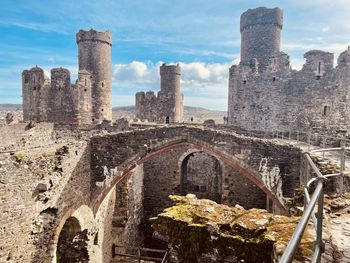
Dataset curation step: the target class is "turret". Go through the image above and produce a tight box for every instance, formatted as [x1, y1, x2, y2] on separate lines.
[49, 68, 77, 123]
[240, 7, 283, 71]
[22, 66, 48, 122]
[76, 29, 112, 124]
[76, 70, 93, 124]
[159, 63, 183, 123]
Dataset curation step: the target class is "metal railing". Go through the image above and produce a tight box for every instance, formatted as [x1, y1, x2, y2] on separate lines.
[279, 146, 347, 263]
[112, 244, 169, 262]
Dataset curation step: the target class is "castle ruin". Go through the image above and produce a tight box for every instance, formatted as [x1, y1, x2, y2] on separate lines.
[228, 7, 350, 133]
[135, 63, 184, 123]
[22, 29, 113, 125]
[2, 6, 350, 263]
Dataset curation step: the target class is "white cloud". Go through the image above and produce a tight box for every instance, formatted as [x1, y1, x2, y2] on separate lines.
[321, 26, 330, 32]
[113, 61, 230, 98]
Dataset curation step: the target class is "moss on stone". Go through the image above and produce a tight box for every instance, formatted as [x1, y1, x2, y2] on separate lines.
[151, 195, 313, 263]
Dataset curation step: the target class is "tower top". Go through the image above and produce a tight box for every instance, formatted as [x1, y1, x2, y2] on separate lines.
[240, 7, 283, 33]
[160, 63, 181, 76]
[76, 29, 112, 46]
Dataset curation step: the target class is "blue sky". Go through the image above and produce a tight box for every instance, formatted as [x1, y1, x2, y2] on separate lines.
[1, 0, 350, 110]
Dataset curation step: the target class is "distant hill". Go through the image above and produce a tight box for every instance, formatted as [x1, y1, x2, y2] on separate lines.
[113, 106, 226, 124]
[0, 104, 22, 110]
[0, 104, 226, 124]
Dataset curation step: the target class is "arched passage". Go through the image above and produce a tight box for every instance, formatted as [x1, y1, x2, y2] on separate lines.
[180, 151, 222, 203]
[92, 141, 288, 216]
[56, 217, 89, 263]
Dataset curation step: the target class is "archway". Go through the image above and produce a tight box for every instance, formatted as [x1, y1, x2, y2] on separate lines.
[56, 217, 89, 263]
[181, 151, 222, 203]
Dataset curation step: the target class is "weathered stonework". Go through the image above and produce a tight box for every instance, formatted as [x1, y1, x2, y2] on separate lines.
[135, 64, 184, 123]
[228, 7, 350, 134]
[22, 29, 112, 125]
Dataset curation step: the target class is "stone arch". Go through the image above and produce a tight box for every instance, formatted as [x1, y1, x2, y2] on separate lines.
[92, 140, 288, 216]
[50, 205, 94, 263]
[56, 217, 89, 263]
[179, 150, 222, 203]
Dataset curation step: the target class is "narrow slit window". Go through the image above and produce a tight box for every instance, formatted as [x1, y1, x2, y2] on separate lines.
[85, 78, 87, 86]
[323, 105, 330, 116]
[318, 62, 321, 74]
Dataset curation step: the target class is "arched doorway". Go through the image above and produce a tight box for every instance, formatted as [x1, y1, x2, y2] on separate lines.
[181, 151, 222, 203]
[56, 217, 89, 263]
[165, 116, 169, 124]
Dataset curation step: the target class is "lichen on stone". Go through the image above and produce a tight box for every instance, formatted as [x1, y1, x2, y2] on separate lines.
[151, 194, 313, 263]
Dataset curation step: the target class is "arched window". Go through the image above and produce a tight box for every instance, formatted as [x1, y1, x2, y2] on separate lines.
[165, 116, 170, 124]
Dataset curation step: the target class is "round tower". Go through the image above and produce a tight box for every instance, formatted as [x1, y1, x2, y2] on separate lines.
[240, 7, 283, 71]
[76, 29, 112, 123]
[159, 63, 183, 123]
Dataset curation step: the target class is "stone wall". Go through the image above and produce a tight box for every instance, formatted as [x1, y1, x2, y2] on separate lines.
[90, 126, 302, 214]
[240, 7, 283, 71]
[135, 64, 184, 124]
[77, 29, 112, 124]
[228, 7, 350, 134]
[181, 152, 222, 202]
[22, 29, 113, 126]
[113, 164, 144, 248]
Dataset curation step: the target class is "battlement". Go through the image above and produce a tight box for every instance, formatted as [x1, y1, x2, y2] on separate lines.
[51, 67, 71, 78]
[240, 7, 283, 32]
[22, 66, 46, 85]
[29, 66, 44, 73]
[160, 63, 181, 76]
[76, 29, 112, 46]
[337, 47, 350, 67]
[303, 50, 334, 73]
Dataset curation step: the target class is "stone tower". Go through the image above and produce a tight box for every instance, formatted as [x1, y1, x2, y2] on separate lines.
[76, 29, 112, 124]
[22, 66, 49, 122]
[240, 7, 283, 71]
[158, 63, 183, 123]
[135, 63, 183, 123]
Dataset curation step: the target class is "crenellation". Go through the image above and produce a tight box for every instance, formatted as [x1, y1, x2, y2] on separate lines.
[76, 29, 112, 46]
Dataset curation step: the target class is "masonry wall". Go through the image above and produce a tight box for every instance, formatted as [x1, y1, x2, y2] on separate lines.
[0, 137, 91, 262]
[112, 164, 144, 248]
[77, 29, 112, 123]
[228, 49, 350, 132]
[240, 7, 283, 71]
[228, 7, 350, 134]
[182, 152, 222, 202]
[49, 68, 78, 124]
[22, 29, 112, 125]
[90, 126, 302, 211]
[135, 64, 183, 123]
[22, 67, 50, 122]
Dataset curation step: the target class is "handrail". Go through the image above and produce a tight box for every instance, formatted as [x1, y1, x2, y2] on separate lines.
[112, 244, 168, 262]
[280, 146, 347, 263]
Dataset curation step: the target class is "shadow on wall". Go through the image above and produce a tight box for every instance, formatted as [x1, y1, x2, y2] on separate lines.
[30, 145, 92, 263]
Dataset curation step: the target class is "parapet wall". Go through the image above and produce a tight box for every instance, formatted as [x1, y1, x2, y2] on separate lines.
[76, 29, 112, 46]
[240, 7, 283, 32]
